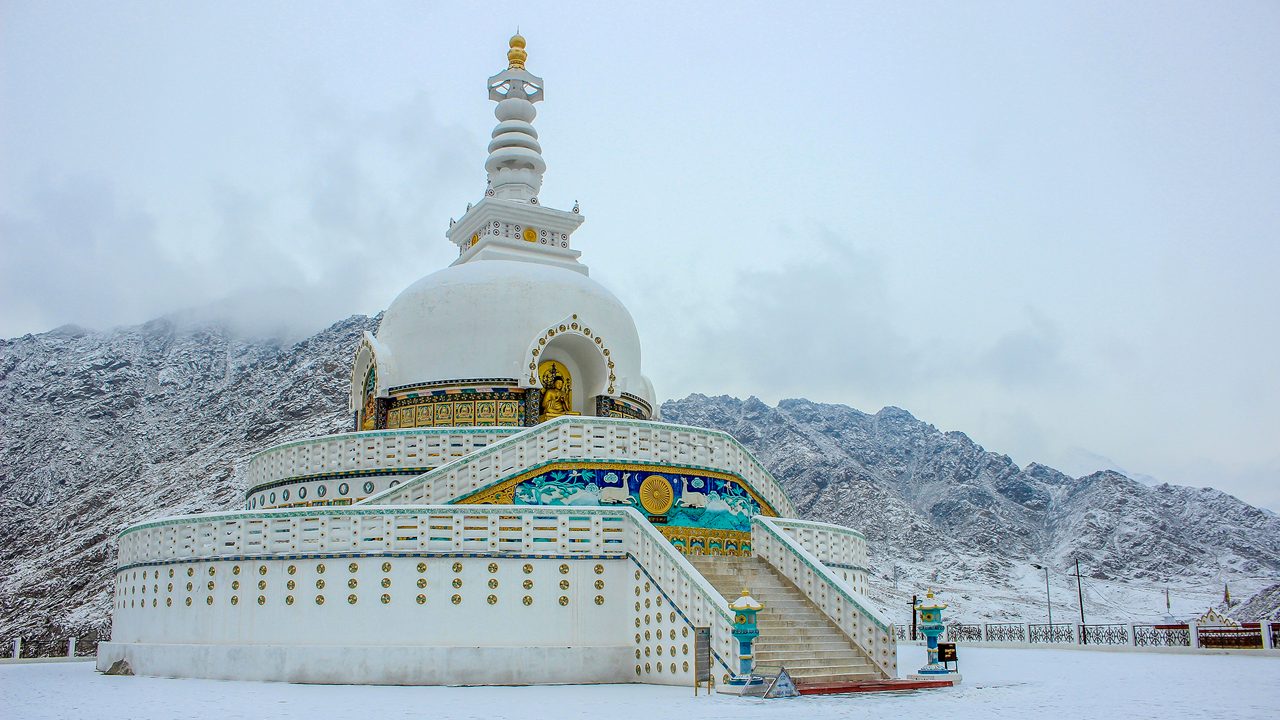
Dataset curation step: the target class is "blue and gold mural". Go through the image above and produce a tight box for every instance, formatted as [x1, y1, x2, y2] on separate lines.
[457, 462, 778, 555]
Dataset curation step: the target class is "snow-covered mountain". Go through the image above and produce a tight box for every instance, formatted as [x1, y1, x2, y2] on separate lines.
[0, 314, 377, 642]
[661, 395, 1280, 623]
[2, 315, 1277, 642]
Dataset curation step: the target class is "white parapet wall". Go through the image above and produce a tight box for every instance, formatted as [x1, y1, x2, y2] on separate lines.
[244, 427, 522, 509]
[769, 517, 870, 596]
[361, 416, 799, 516]
[752, 516, 897, 678]
[101, 505, 739, 686]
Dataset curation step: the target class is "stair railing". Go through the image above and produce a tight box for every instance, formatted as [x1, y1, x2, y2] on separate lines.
[623, 507, 739, 680]
[752, 516, 898, 679]
[766, 517, 871, 596]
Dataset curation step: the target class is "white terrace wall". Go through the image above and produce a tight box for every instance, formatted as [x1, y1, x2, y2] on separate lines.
[244, 428, 521, 509]
[362, 417, 799, 517]
[101, 505, 738, 686]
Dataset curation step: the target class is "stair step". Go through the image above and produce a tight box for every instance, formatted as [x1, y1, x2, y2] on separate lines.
[754, 640, 857, 651]
[775, 662, 874, 674]
[757, 622, 849, 632]
[792, 672, 883, 685]
[755, 650, 869, 662]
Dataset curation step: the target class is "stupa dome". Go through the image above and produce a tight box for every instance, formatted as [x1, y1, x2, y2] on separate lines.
[373, 258, 654, 409]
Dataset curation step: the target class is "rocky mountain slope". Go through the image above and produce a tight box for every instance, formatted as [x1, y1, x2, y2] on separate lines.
[0, 314, 377, 642]
[2, 315, 1277, 642]
[661, 395, 1280, 622]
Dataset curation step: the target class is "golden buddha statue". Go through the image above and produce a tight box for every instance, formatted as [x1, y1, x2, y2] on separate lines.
[538, 360, 576, 420]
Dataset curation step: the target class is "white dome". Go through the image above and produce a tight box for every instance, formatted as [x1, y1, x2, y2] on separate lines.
[375, 259, 654, 408]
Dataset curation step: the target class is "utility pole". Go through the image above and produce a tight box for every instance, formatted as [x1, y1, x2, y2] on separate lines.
[1074, 559, 1086, 644]
[911, 594, 918, 641]
[1045, 566, 1053, 627]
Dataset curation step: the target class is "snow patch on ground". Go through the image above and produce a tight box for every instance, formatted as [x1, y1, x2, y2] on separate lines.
[2, 646, 1276, 720]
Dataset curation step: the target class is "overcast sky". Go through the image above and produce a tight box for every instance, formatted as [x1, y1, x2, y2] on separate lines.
[3, 2, 1278, 510]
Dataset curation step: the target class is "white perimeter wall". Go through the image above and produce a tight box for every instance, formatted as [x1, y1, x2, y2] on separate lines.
[103, 505, 740, 686]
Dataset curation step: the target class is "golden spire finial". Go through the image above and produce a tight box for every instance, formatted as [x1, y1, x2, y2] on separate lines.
[507, 32, 527, 70]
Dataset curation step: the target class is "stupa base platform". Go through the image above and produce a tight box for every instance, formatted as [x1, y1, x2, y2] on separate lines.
[797, 676, 960, 695]
[96, 642, 635, 685]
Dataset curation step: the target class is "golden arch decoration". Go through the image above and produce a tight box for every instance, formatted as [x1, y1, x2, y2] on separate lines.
[525, 315, 618, 396]
[360, 366, 377, 430]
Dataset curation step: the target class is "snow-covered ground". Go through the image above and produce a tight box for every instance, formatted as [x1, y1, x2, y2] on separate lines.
[2, 646, 1276, 720]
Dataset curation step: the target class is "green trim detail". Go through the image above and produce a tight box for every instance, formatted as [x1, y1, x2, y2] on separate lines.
[119, 504, 635, 539]
[246, 468, 431, 496]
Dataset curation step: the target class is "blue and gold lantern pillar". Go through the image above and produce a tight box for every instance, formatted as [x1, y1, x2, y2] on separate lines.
[729, 589, 763, 678]
[914, 590, 950, 675]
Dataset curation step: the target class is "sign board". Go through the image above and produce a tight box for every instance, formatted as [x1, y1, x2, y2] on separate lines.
[693, 627, 711, 683]
[765, 668, 800, 699]
[938, 641, 958, 671]
[696, 622, 716, 691]
[740, 665, 800, 699]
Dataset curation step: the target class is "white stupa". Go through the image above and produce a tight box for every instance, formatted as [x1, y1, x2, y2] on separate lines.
[98, 36, 896, 688]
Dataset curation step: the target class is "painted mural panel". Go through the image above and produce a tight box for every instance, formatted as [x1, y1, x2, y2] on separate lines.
[497, 400, 520, 424]
[454, 400, 476, 425]
[507, 466, 766, 535]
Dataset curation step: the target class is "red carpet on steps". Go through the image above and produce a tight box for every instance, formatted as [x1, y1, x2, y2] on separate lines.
[797, 678, 955, 695]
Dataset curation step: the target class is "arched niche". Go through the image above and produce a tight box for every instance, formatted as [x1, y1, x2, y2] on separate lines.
[524, 316, 617, 419]
[349, 331, 392, 430]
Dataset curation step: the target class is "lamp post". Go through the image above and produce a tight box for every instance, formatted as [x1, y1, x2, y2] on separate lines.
[1031, 563, 1053, 626]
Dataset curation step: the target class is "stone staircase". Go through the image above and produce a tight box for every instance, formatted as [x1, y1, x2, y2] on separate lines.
[688, 555, 882, 686]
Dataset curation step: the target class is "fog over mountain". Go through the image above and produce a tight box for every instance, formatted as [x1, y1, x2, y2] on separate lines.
[2, 313, 1277, 641]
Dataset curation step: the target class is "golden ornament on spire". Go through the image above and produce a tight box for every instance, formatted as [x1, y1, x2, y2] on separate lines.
[507, 33, 527, 70]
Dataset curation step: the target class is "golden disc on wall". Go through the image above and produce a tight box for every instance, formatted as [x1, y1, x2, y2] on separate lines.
[638, 474, 674, 515]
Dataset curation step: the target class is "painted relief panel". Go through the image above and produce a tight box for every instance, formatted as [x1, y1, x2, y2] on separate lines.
[462, 464, 775, 555]
[433, 402, 454, 426]
[454, 400, 476, 426]
[497, 399, 520, 425]
[388, 391, 523, 429]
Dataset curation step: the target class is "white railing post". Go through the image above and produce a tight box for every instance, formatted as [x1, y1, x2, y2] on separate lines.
[1261, 623, 1273, 650]
[67, 637, 76, 657]
[12, 638, 20, 659]
[1190, 621, 1201, 649]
